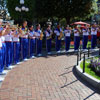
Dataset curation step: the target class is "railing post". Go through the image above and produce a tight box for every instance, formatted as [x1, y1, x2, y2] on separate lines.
[79, 46, 82, 61]
[80, 50, 81, 61]
[83, 54, 85, 73]
[99, 48, 100, 56]
[80, 45, 81, 50]
[77, 51, 79, 66]
[88, 47, 90, 58]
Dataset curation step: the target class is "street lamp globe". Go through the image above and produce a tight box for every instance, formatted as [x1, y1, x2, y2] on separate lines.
[20, 0, 24, 4]
[15, 7, 19, 11]
[25, 8, 29, 12]
[18, 8, 21, 12]
[22, 6, 26, 11]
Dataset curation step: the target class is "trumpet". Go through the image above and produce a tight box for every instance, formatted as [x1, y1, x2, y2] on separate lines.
[10, 25, 18, 31]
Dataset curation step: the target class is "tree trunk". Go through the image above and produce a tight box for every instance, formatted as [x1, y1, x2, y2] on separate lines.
[66, 16, 71, 25]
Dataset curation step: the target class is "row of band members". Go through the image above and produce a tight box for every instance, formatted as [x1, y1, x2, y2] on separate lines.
[0, 20, 99, 73]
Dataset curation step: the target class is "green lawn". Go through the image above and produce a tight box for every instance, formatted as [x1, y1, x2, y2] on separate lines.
[87, 41, 91, 48]
[70, 41, 91, 49]
[80, 60, 100, 80]
[61, 41, 91, 49]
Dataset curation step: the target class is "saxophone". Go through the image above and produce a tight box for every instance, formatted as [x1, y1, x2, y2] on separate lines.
[58, 31, 64, 40]
[47, 35, 52, 40]
[21, 27, 28, 35]
[40, 32, 44, 40]
[47, 31, 53, 40]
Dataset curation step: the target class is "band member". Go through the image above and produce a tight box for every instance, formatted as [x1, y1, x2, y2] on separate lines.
[54, 24, 63, 53]
[91, 24, 97, 49]
[45, 25, 52, 54]
[0, 33, 3, 73]
[29, 25, 36, 58]
[0, 19, 6, 74]
[74, 27, 80, 51]
[5, 25, 13, 69]
[35, 24, 43, 56]
[82, 27, 89, 50]
[0, 19, 3, 73]
[20, 21, 29, 60]
[64, 25, 71, 52]
[12, 28, 20, 64]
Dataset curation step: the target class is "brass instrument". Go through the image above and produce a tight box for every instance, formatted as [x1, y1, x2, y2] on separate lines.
[21, 27, 28, 35]
[1, 23, 8, 28]
[19, 26, 22, 29]
[47, 32, 53, 40]
[40, 32, 44, 40]
[1, 24, 18, 35]
[69, 27, 72, 30]
[47, 35, 52, 40]
[10, 25, 18, 30]
[58, 31, 64, 40]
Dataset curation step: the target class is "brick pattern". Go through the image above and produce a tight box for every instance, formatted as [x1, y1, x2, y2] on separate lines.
[0, 55, 100, 100]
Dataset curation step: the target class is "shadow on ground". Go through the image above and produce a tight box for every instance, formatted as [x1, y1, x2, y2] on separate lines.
[39, 50, 77, 58]
[59, 64, 100, 100]
[73, 66, 100, 100]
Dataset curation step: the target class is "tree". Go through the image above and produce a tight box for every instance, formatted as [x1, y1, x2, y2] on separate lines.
[55, 0, 98, 24]
[0, 0, 7, 20]
[35, 0, 55, 20]
[7, 0, 35, 23]
[35, 0, 98, 24]
[7, 0, 98, 24]
[0, 0, 6, 9]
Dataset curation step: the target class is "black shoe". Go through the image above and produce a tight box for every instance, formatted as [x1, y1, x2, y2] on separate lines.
[5, 67, 12, 70]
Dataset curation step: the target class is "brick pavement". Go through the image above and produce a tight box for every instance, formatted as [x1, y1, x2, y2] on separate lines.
[0, 55, 100, 100]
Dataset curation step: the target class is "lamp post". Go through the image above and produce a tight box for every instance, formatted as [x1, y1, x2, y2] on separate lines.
[20, 0, 24, 4]
[15, 0, 29, 24]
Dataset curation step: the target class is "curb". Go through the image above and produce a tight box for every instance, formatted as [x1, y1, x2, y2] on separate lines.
[75, 60, 100, 89]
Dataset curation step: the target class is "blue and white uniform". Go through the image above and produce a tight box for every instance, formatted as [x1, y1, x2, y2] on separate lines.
[5, 31, 13, 67]
[74, 29, 80, 50]
[0, 37, 3, 72]
[29, 30, 36, 57]
[35, 29, 42, 55]
[82, 29, 89, 49]
[91, 28, 97, 49]
[21, 28, 28, 59]
[13, 31, 20, 64]
[1, 35, 6, 69]
[45, 29, 52, 53]
[0, 27, 6, 71]
[0, 27, 3, 32]
[64, 29, 71, 51]
[54, 28, 62, 52]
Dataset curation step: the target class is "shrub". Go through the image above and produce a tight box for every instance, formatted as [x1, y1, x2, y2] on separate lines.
[88, 57, 100, 76]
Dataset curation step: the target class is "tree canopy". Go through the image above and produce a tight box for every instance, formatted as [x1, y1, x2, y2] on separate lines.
[36, 0, 98, 23]
[7, 0, 98, 24]
[0, 0, 7, 19]
[7, 0, 35, 22]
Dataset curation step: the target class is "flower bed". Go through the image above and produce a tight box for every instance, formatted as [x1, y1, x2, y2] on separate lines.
[80, 57, 100, 80]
